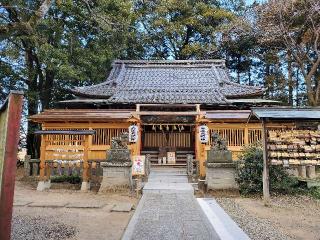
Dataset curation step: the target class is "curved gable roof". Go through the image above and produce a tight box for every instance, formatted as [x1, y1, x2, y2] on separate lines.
[71, 60, 263, 104]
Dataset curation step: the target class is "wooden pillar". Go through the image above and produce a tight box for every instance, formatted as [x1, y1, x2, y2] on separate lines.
[128, 118, 141, 157]
[0, 92, 23, 240]
[244, 125, 249, 146]
[37, 131, 51, 191]
[83, 135, 89, 182]
[136, 104, 140, 112]
[88, 123, 93, 160]
[195, 124, 206, 177]
[81, 135, 90, 191]
[39, 135, 46, 181]
[136, 122, 142, 156]
[45, 161, 51, 181]
[262, 119, 270, 205]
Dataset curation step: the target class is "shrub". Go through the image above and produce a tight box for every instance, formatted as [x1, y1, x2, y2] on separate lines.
[51, 175, 81, 184]
[309, 187, 320, 199]
[236, 144, 299, 195]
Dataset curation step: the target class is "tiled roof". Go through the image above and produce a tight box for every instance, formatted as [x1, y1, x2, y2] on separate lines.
[71, 60, 263, 104]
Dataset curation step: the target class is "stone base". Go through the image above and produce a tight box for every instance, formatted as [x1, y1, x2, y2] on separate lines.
[99, 164, 132, 192]
[81, 181, 90, 191]
[306, 166, 316, 179]
[286, 167, 299, 177]
[206, 163, 238, 190]
[37, 180, 51, 191]
[298, 165, 307, 178]
[207, 150, 232, 163]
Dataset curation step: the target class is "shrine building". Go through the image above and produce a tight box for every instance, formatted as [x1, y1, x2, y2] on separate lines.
[30, 60, 276, 176]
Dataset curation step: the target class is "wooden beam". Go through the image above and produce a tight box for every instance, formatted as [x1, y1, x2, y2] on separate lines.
[136, 104, 140, 112]
[34, 130, 96, 135]
[135, 111, 205, 116]
[262, 119, 270, 206]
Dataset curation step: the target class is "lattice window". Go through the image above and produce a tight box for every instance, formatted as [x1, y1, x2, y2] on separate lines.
[92, 128, 127, 145]
[209, 129, 245, 147]
[248, 129, 262, 144]
[44, 128, 85, 146]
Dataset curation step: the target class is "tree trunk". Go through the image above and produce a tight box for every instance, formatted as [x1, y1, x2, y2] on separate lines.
[41, 69, 55, 109]
[296, 69, 299, 106]
[287, 53, 293, 106]
[264, 63, 270, 97]
[237, 56, 240, 84]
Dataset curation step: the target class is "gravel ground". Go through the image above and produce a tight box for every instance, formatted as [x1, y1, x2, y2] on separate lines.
[11, 214, 76, 240]
[215, 197, 293, 240]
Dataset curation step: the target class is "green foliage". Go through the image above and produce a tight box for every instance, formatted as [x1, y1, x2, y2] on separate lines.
[0, 0, 134, 107]
[133, 0, 234, 59]
[309, 187, 320, 200]
[236, 144, 299, 195]
[51, 175, 81, 184]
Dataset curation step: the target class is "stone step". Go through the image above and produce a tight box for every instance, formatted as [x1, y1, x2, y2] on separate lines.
[148, 177, 188, 183]
[143, 182, 194, 194]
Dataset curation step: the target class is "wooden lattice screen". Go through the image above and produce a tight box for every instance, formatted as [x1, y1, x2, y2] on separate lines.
[92, 128, 127, 145]
[45, 128, 128, 146]
[143, 132, 191, 148]
[209, 127, 262, 147]
[209, 129, 245, 146]
[249, 128, 263, 145]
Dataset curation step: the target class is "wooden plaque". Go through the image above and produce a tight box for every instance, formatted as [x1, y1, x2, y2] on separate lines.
[132, 155, 145, 176]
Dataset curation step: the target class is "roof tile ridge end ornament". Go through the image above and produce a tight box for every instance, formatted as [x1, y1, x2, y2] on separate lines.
[104, 62, 118, 84]
[210, 64, 225, 84]
[114, 63, 126, 85]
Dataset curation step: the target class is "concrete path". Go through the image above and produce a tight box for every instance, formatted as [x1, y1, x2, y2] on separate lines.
[122, 169, 220, 240]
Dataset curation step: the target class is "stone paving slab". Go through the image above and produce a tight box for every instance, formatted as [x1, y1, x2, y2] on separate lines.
[122, 193, 219, 240]
[143, 182, 194, 194]
[122, 168, 219, 240]
[13, 200, 32, 206]
[111, 203, 134, 212]
[147, 177, 188, 183]
[28, 202, 68, 208]
[150, 172, 187, 176]
[66, 202, 106, 209]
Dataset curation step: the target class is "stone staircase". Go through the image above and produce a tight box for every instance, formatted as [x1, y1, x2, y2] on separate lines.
[141, 150, 195, 167]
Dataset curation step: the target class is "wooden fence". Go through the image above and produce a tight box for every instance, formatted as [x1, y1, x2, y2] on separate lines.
[41, 122, 131, 161]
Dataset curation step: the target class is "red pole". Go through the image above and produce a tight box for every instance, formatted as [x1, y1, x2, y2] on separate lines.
[0, 92, 23, 240]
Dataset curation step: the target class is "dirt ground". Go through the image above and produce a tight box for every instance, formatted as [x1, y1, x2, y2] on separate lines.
[13, 168, 320, 240]
[12, 176, 138, 240]
[233, 195, 320, 240]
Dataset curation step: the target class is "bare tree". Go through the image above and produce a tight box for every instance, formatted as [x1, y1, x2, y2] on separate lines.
[256, 0, 320, 106]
